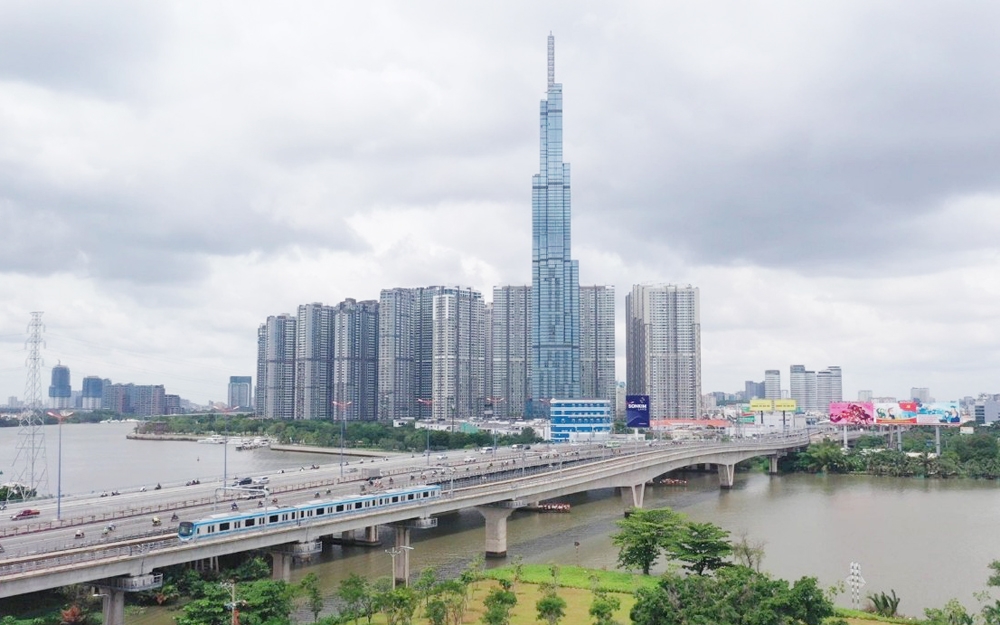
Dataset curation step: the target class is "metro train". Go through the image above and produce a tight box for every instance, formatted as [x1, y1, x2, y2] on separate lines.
[177, 484, 442, 541]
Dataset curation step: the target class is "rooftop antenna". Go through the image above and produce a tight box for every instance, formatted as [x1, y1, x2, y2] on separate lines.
[547, 32, 555, 86]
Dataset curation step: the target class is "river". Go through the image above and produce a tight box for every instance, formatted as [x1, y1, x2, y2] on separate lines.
[2, 422, 997, 620]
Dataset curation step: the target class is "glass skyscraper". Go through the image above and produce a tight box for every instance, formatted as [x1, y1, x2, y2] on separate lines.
[531, 33, 581, 402]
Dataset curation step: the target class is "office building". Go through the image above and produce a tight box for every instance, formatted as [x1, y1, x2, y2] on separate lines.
[744, 380, 765, 400]
[911, 387, 931, 403]
[625, 284, 702, 419]
[82, 376, 104, 410]
[580, 285, 616, 405]
[764, 370, 781, 400]
[431, 287, 486, 423]
[789, 365, 809, 412]
[256, 314, 297, 419]
[531, 34, 581, 403]
[48, 364, 72, 409]
[549, 398, 611, 442]
[228, 376, 252, 410]
[330, 298, 379, 421]
[975, 401, 1000, 425]
[817, 366, 842, 412]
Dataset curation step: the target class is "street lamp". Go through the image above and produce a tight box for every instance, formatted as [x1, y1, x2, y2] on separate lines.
[46, 410, 73, 521]
[332, 400, 352, 478]
[385, 545, 414, 589]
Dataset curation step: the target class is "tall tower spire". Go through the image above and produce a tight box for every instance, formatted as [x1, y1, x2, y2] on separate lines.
[547, 33, 555, 86]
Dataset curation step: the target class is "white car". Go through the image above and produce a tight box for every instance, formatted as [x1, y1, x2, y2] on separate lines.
[464, 456, 476, 463]
[436, 454, 448, 460]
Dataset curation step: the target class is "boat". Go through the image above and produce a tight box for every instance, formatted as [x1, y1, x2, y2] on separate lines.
[196, 435, 226, 444]
[524, 502, 571, 513]
[655, 477, 688, 486]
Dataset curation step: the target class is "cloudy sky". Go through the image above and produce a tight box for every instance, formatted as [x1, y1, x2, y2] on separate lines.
[1, 1, 998, 405]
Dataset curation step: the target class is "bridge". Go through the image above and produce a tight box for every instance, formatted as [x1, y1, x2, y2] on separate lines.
[0, 433, 809, 623]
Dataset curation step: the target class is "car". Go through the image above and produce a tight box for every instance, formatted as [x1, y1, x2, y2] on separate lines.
[464, 456, 476, 463]
[10, 509, 39, 521]
[233, 477, 253, 486]
[436, 454, 448, 460]
[251, 476, 269, 485]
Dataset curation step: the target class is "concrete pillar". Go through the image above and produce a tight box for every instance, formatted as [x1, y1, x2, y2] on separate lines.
[769, 455, 779, 475]
[271, 551, 292, 581]
[353, 525, 380, 545]
[619, 483, 645, 509]
[476, 506, 516, 558]
[341, 530, 352, 543]
[717, 463, 735, 489]
[99, 588, 126, 625]
[394, 526, 411, 586]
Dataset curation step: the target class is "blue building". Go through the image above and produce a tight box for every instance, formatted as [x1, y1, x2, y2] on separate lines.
[531, 33, 581, 404]
[48, 364, 72, 409]
[549, 398, 611, 443]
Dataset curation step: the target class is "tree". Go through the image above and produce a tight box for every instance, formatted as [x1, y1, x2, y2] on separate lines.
[424, 597, 448, 625]
[732, 532, 766, 572]
[481, 586, 517, 625]
[669, 521, 733, 575]
[380, 587, 418, 625]
[610, 508, 685, 575]
[589, 591, 621, 625]
[535, 589, 567, 625]
[414, 567, 438, 607]
[338, 573, 369, 625]
[299, 572, 324, 622]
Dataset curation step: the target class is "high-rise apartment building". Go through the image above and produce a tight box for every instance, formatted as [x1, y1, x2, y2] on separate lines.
[48, 364, 72, 409]
[789, 365, 808, 411]
[101, 383, 165, 416]
[228, 376, 252, 409]
[491, 286, 532, 419]
[764, 370, 781, 400]
[431, 287, 486, 424]
[744, 380, 765, 400]
[804, 371, 817, 412]
[257, 314, 296, 419]
[817, 366, 843, 413]
[484, 302, 493, 416]
[531, 34, 581, 403]
[330, 298, 379, 421]
[294, 303, 335, 420]
[580, 285, 616, 405]
[625, 284, 702, 418]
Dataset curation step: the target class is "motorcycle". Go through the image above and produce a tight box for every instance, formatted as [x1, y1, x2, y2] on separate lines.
[151, 516, 162, 527]
[74, 530, 85, 539]
[170, 513, 179, 522]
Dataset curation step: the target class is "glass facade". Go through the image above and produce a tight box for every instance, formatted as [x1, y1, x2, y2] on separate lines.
[531, 34, 581, 402]
[549, 399, 612, 442]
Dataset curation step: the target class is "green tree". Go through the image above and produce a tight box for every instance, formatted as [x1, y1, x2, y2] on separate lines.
[178, 579, 294, 625]
[535, 589, 567, 625]
[424, 597, 448, 625]
[337, 574, 370, 625]
[380, 587, 418, 625]
[732, 532, 766, 572]
[669, 521, 732, 575]
[589, 590, 620, 625]
[413, 567, 438, 608]
[299, 572, 324, 622]
[925, 599, 975, 625]
[610, 508, 685, 575]
[481, 586, 517, 625]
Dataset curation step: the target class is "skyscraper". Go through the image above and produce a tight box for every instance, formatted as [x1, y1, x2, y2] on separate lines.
[492, 286, 532, 419]
[294, 303, 334, 420]
[580, 285, 616, 405]
[817, 366, 842, 413]
[531, 33, 581, 403]
[258, 314, 296, 419]
[330, 298, 379, 421]
[764, 370, 781, 400]
[432, 287, 486, 424]
[789, 365, 807, 411]
[81, 376, 103, 410]
[625, 284, 702, 419]
[48, 364, 71, 409]
[228, 376, 252, 410]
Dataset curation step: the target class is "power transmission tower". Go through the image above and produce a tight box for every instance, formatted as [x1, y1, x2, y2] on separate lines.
[10, 312, 49, 502]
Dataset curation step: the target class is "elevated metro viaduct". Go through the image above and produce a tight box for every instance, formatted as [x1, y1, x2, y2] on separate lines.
[0, 435, 809, 624]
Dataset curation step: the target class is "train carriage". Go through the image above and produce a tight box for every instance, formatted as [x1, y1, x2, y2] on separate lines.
[178, 485, 441, 541]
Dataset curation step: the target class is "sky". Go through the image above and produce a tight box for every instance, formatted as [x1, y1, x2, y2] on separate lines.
[1, 1, 998, 405]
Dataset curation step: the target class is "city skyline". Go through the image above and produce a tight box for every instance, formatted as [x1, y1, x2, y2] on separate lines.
[2, 4, 999, 403]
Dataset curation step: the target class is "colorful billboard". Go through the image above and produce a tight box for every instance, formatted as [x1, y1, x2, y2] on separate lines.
[625, 395, 650, 428]
[874, 401, 961, 425]
[774, 399, 798, 412]
[749, 399, 773, 412]
[829, 402, 875, 425]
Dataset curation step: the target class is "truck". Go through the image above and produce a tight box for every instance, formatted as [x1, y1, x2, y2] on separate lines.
[10, 509, 40, 521]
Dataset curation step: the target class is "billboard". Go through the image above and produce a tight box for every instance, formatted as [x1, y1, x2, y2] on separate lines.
[774, 399, 798, 412]
[874, 401, 961, 425]
[625, 395, 650, 428]
[829, 402, 875, 425]
[749, 399, 773, 412]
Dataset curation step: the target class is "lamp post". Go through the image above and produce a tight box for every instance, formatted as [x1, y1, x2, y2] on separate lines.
[46, 410, 73, 521]
[385, 545, 414, 589]
[332, 400, 352, 478]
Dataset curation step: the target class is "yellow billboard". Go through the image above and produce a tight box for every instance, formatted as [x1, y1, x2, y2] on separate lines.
[773, 399, 797, 412]
[749, 399, 773, 412]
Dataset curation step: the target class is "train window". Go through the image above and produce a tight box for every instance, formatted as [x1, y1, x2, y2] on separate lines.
[392, 496, 399, 503]
[316, 508, 325, 515]
[219, 522, 230, 531]
[423, 492, 429, 497]
[206, 526, 215, 534]
[269, 515, 279, 523]
[245, 518, 255, 527]
[282, 514, 289, 521]
[408, 494, 414, 500]
[355, 502, 362, 509]
[336, 505, 344, 512]
[234, 522, 241, 529]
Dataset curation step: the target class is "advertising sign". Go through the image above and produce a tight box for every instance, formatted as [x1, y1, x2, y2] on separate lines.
[749, 399, 773, 412]
[774, 399, 798, 412]
[625, 395, 650, 428]
[829, 402, 875, 425]
[874, 401, 961, 425]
